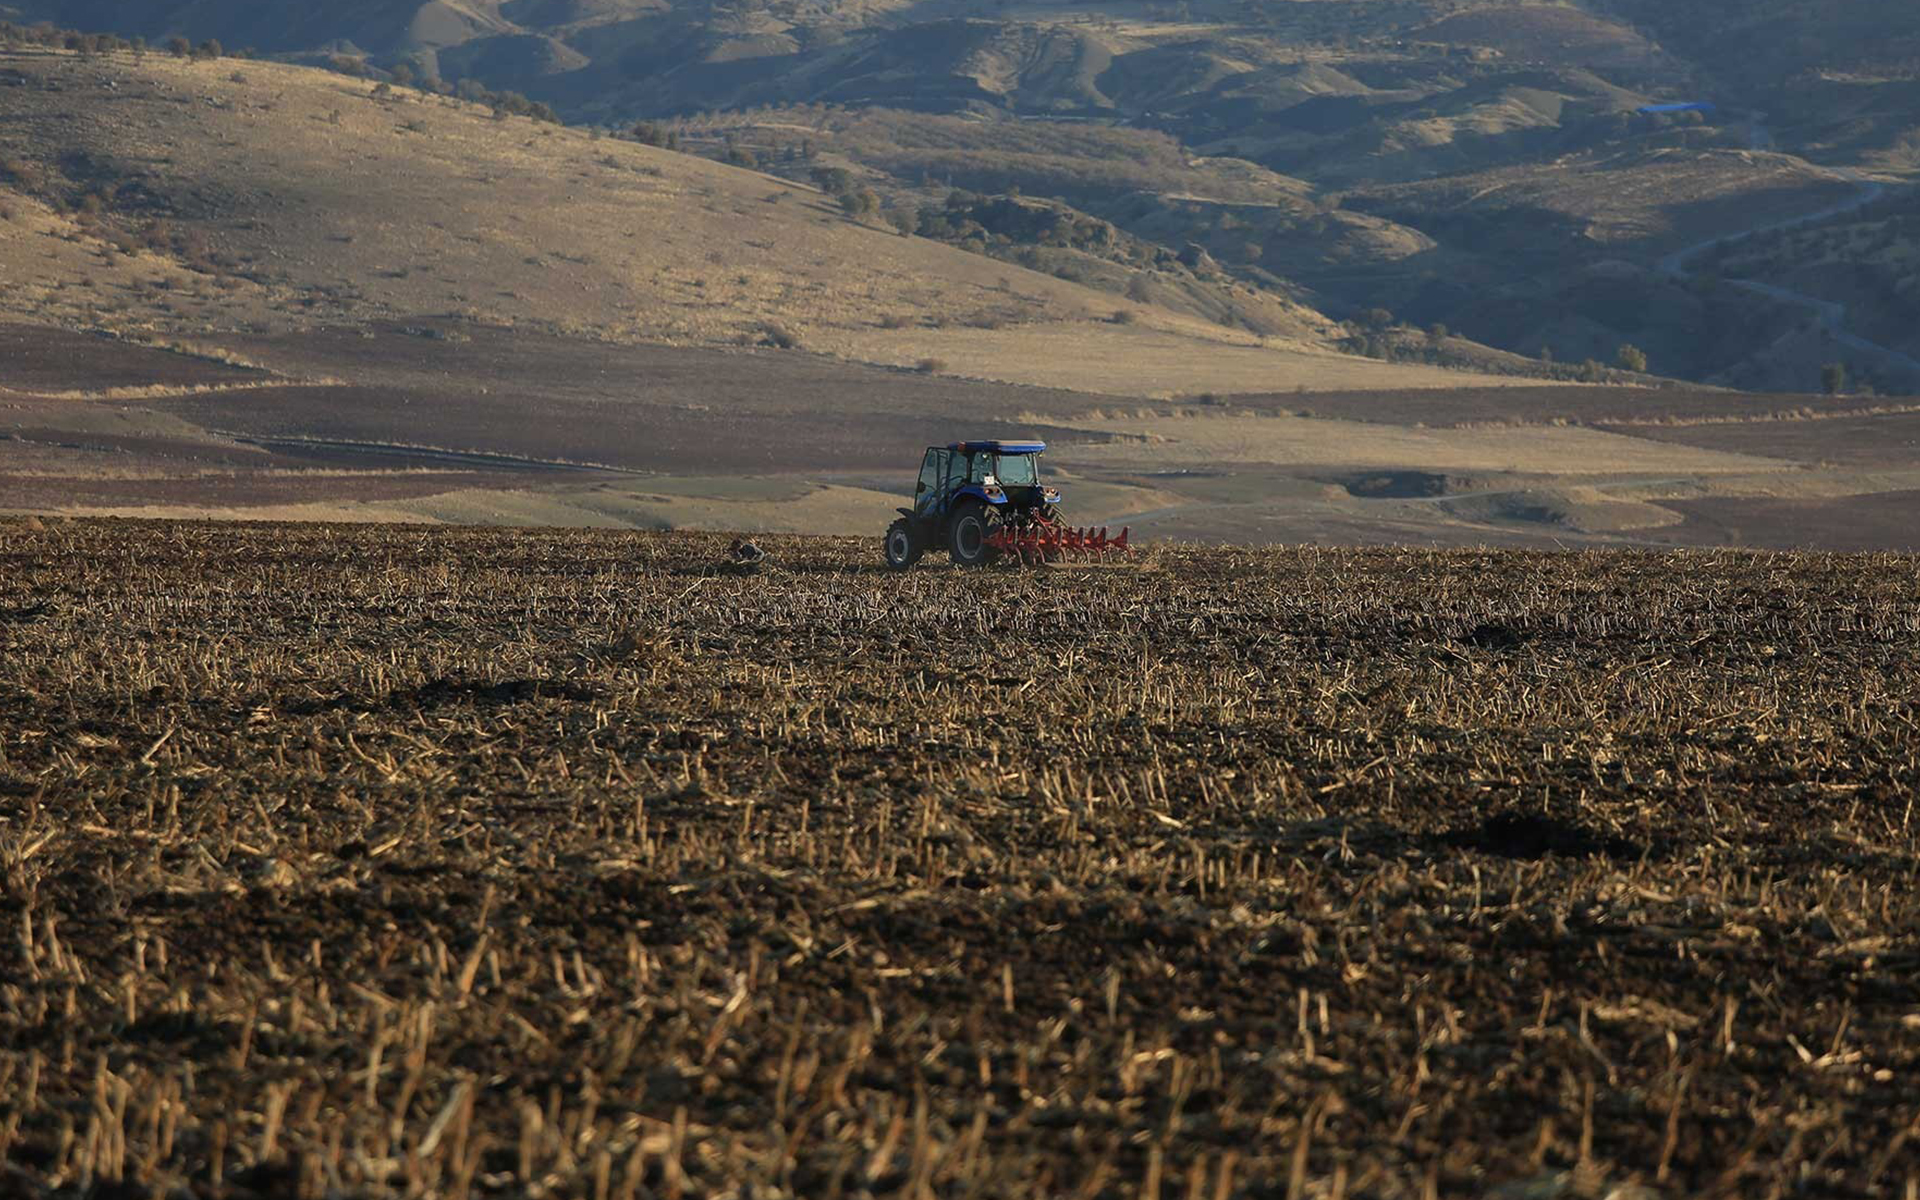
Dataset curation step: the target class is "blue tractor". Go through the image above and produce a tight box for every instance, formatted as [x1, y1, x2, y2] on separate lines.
[884, 440, 1063, 569]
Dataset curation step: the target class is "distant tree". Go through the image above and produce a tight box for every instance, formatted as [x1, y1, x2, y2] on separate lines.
[810, 166, 854, 195]
[630, 122, 677, 149]
[193, 39, 222, 60]
[1538, 345, 1555, 364]
[1616, 343, 1648, 373]
[838, 188, 879, 218]
[1428, 323, 1449, 342]
[1822, 362, 1848, 395]
[884, 206, 918, 236]
[1360, 306, 1395, 329]
[165, 36, 191, 57]
[1578, 358, 1607, 383]
[389, 62, 414, 87]
[723, 140, 758, 169]
[131, 36, 146, 57]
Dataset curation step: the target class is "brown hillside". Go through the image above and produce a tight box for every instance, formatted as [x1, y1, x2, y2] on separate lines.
[0, 47, 1518, 394]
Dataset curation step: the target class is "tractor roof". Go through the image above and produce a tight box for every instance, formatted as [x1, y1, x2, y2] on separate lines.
[946, 440, 1046, 454]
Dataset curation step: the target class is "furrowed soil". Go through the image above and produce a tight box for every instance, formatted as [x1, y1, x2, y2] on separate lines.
[2, 521, 1917, 1198]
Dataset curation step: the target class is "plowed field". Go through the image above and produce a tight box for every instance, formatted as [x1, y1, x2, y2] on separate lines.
[1, 521, 1916, 1198]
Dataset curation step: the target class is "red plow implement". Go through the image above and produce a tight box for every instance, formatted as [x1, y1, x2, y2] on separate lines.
[984, 523, 1133, 565]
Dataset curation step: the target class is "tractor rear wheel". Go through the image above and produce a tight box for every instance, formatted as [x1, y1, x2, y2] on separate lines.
[947, 501, 997, 567]
[884, 519, 922, 570]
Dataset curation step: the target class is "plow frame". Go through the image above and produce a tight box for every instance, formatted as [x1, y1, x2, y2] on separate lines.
[984, 519, 1132, 565]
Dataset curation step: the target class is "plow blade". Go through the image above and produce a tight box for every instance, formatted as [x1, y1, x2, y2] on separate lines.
[985, 525, 1133, 563]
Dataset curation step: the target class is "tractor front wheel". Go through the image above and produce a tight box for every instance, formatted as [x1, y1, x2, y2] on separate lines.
[884, 519, 923, 570]
[947, 501, 997, 567]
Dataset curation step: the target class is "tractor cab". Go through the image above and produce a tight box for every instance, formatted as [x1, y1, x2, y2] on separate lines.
[887, 440, 1062, 568]
[911, 442, 1056, 523]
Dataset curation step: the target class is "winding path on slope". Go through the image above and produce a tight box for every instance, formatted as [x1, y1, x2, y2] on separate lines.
[1658, 151, 1920, 379]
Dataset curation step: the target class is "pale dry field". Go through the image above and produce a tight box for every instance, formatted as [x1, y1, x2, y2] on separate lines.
[818, 321, 1520, 396]
[1041, 410, 1796, 474]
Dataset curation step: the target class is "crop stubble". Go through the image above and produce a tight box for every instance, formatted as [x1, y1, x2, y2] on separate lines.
[0, 521, 1917, 1198]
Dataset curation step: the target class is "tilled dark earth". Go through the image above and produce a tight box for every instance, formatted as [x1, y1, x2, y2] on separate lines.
[1, 521, 1917, 1199]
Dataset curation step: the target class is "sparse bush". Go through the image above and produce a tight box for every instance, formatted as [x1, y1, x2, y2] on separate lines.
[759, 323, 800, 349]
[1110, 309, 1138, 325]
[915, 357, 948, 373]
[1616, 343, 1649, 373]
[165, 36, 191, 58]
[1822, 362, 1848, 395]
[0, 156, 46, 192]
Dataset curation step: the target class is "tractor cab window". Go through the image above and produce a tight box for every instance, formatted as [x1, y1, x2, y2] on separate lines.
[917, 449, 948, 498]
[993, 454, 1038, 486]
[968, 453, 995, 484]
[944, 451, 971, 493]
